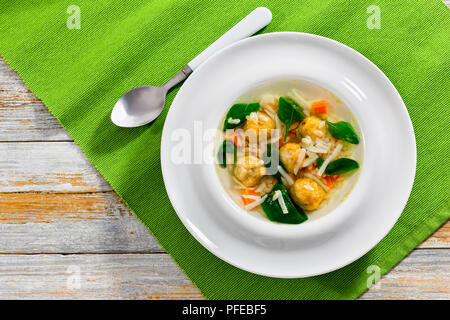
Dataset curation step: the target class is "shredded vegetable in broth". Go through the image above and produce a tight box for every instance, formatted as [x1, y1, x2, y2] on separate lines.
[215, 79, 363, 224]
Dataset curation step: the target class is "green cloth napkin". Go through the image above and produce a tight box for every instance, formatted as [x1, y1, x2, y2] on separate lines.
[1, 0, 448, 299]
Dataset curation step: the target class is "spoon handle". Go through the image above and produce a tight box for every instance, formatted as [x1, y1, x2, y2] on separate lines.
[187, 7, 272, 70]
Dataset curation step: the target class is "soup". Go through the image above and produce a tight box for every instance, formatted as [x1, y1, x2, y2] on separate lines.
[215, 79, 363, 224]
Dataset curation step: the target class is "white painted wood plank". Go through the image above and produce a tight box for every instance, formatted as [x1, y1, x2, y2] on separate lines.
[0, 250, 447, 300]
[0, 253, 203, 299]
[360, 249, 450, 300]
[0, 142, 111, 192]
[0, 192, 161, 253]
[0, 59, 70, 141]
[417, 221, 449, 249]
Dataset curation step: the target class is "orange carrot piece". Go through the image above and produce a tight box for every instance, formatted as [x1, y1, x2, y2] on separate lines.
[324, 175, 340, 188]
[241, 189, 259, 206]
[312, 100, 328, 115]
[324, 176, 334, 188]
[233, 135, 238, 146]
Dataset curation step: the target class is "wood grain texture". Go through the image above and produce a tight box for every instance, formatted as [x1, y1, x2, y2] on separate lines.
[0, 192, 161, 253]
[0, 60, 70, 142]
[0, 142, 111, 192]
[0, 253, 203, 299]
[359, 249, 450, 300]
[0, 250, 447, 300]
[0, 14, 449, 299]
[417, 222, 449, 249]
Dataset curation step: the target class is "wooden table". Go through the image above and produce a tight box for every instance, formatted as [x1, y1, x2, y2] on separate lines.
[0, 30, 448, 299]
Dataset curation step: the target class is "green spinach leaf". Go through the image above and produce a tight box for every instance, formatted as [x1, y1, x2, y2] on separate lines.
[326, 121, 359, 144]
[325, 158, 359, 175]
[262, 144, 278, 172]
[262, 144, 287, 181]
[261, 183, 308, 224]
[223, 102, 260, 130]
[277, 97, 306, 140]
[316, 156, 324, 168]
[217, 140, 236, 167]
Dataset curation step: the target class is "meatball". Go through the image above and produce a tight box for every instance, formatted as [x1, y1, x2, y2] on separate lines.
[234, 155, 266, 187]
[290, 178, 325, 211]
[279, 143, 302, 173]
[299, 116, 326, 140]
[243, 111, 276, 139]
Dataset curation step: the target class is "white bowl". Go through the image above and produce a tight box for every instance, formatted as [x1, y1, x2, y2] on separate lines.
[161, 32, 416, 278]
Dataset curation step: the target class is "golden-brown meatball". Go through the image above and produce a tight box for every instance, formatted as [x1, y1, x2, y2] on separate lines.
[243, 111, 276, 139]
[290, 178, 326, 211]
[234, 155, 266, 187]
[299, 116, 326, 140]
[279, 143, 302, 174]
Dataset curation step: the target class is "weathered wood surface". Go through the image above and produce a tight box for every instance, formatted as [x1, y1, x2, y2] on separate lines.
[0, 192, 161, 254]
[359, 249, 449, 300]
[0, 60, 70, 142]
[0, 30, 448, 300]
[0, 250, 447, 300]
[0, 142, 111, 192]
[0, 253, 203, 300]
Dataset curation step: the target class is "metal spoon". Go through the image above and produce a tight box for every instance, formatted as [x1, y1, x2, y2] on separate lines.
[111, 7, 272, 127]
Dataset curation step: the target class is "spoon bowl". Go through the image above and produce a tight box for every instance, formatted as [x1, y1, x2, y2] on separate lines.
[111, 85, 167, 127]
